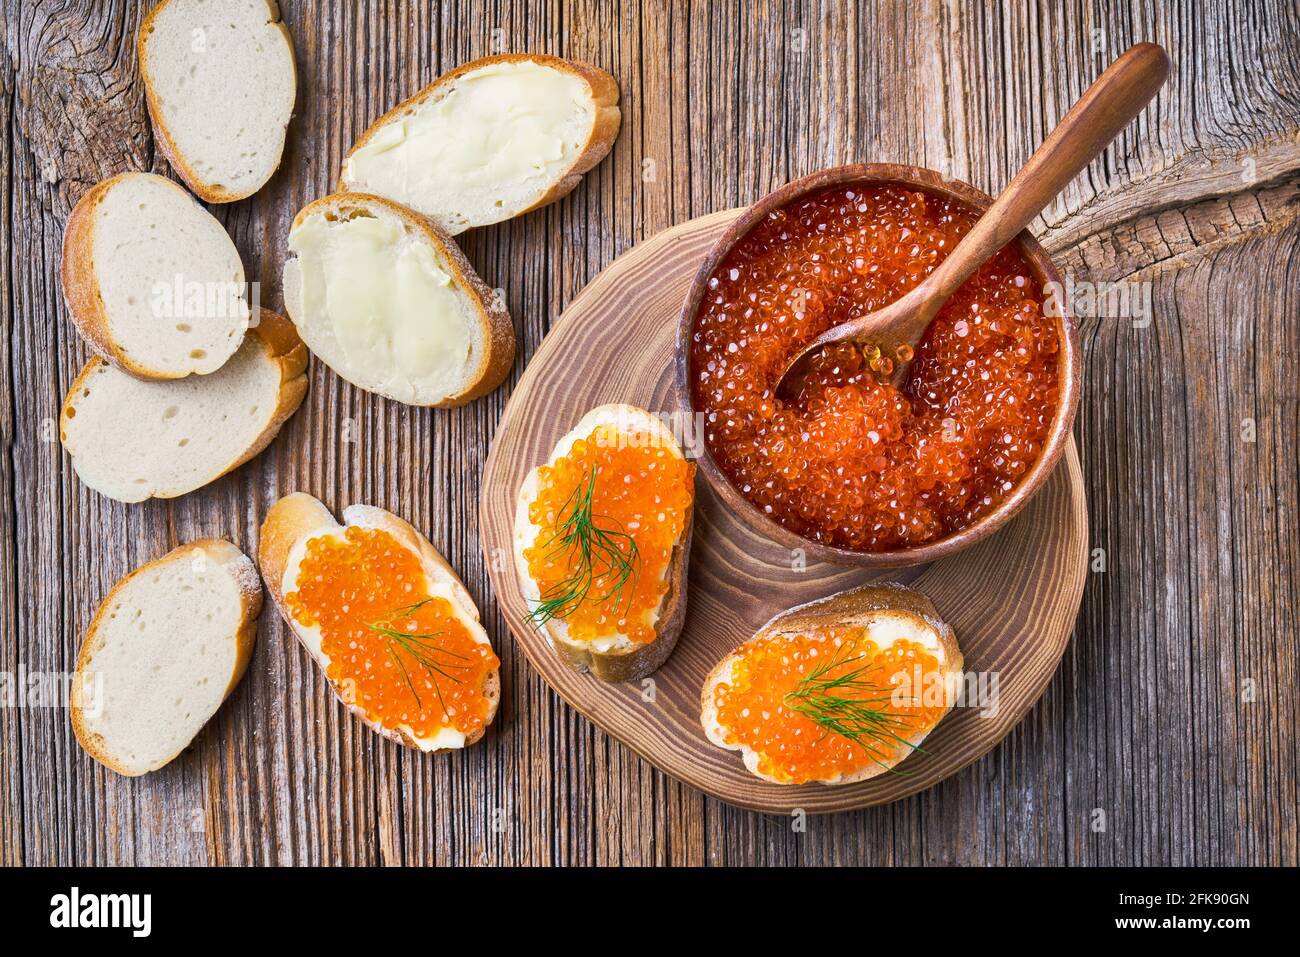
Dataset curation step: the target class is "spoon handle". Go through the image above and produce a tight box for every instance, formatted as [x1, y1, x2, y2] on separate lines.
[920, 42, 1170, 307]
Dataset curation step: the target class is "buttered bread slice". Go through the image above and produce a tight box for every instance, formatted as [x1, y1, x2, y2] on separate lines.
[282, 193, 514, 406]
[339, 54, 620, 235]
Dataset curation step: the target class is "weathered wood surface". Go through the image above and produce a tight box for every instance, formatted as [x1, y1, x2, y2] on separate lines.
[2, 0, 1297, 865]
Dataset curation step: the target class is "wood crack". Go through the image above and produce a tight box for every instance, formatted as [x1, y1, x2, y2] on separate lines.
[1046, 135, 1300, 283]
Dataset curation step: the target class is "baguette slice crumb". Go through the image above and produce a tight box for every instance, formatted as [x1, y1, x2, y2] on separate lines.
[339, 53, 620, 235]
[139, 0, 296, 203]
[258, 493, 500, 752]
[282, 192, 514, 406]
[61, 171, 251, 379]
[71, 539, 262, 777]
[60, 309, 308, 503]
[513, 404, 694, 682]
[701, 582, 964, 785]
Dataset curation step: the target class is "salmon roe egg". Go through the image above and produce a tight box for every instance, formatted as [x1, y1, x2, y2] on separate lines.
[285, 526, 498, 739]
[525, 424, 695, 644]
[714, 629, 949, 784]
[689, 183, 1060, 551]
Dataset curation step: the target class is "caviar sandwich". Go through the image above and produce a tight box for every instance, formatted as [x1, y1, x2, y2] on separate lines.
[514, 404, 696, 682]
[259, 494, 500, 752]
[701, 582, 963, 784]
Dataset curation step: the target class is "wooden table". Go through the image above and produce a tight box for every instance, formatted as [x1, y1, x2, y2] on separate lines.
[3, 0, 1296, 866]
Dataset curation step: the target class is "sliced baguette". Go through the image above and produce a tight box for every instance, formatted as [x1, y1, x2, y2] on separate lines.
[140, 0, 296, 203]
[60, 309, 308, 503]
[513, 404, 694, 682]
[701, 582, 964, 785]
[258, 493, 500, 752]
[71, 539, 262, 777]
[339, 53, 620, 235]
[61, 172, 251, 379]
[282, 192, 514, 406]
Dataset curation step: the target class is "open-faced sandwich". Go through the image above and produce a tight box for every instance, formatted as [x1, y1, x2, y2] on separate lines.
[701, 582, 963, 785]
[339, 53, 620, 235]
[259, 494, 499, 752]
[514, 404, 695, 682]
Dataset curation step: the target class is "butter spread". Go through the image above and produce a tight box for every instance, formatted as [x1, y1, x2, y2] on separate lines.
[287, 212, 472, 392]
[345, 60, 590, 196]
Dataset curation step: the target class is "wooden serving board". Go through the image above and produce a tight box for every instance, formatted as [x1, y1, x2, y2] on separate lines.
[480, 208, 1088, 813]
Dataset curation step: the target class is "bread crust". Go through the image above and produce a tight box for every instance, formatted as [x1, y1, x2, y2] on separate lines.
[58, 308, 309, 502]
[700, 582, 964, 785]
[257, 493, 500, 752]
[285, 192, 515, 407]
[513, 404, 695, 683]
[257, 491, 333, 610]
[338, 53, 621, 230]
[139, 0, 297, 203]
[70, 539, 263, 776]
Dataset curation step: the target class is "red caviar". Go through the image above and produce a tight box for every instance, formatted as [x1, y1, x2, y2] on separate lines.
[286, 526, 498, 739]
[525, 424, 695, 644]
[690, 183, 1060, 551]
[713, 628, 948, 783]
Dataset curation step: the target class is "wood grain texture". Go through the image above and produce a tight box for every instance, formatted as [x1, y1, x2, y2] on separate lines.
[2, 0, 1297, 865]
[480, 208, 1089, 813]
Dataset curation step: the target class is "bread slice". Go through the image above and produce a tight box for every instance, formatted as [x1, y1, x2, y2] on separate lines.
[139, 0, 296, 202]
[60, 309, 308, 503]
[701, 582, 964, 785]
[71, 539, 262, 776]
[513, 404, 694, 682]
[339, 54, 620, 235]
[61, 172, 251, 379]
[282, 192, 514, 406]
[258, 493, 500, 752]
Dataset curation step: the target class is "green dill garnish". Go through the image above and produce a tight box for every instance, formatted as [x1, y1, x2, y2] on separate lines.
[365, 598, 470, 711]
[782, 637, 923, 773]
[526, 468, 640, 629]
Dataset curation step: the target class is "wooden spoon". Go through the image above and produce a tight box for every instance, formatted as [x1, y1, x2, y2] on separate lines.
[774, 42, 1170, 397]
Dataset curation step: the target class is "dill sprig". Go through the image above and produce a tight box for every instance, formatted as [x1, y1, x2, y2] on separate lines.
[526, 468, 640, 628]
[366, 598, 469, 712]
[783, 636, 923, 773]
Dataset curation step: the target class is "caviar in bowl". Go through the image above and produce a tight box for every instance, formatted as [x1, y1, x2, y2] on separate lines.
[675, 164, 1081, 568]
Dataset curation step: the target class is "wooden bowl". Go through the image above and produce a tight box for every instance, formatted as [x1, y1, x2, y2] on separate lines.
[674, 163, 1082, 568]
